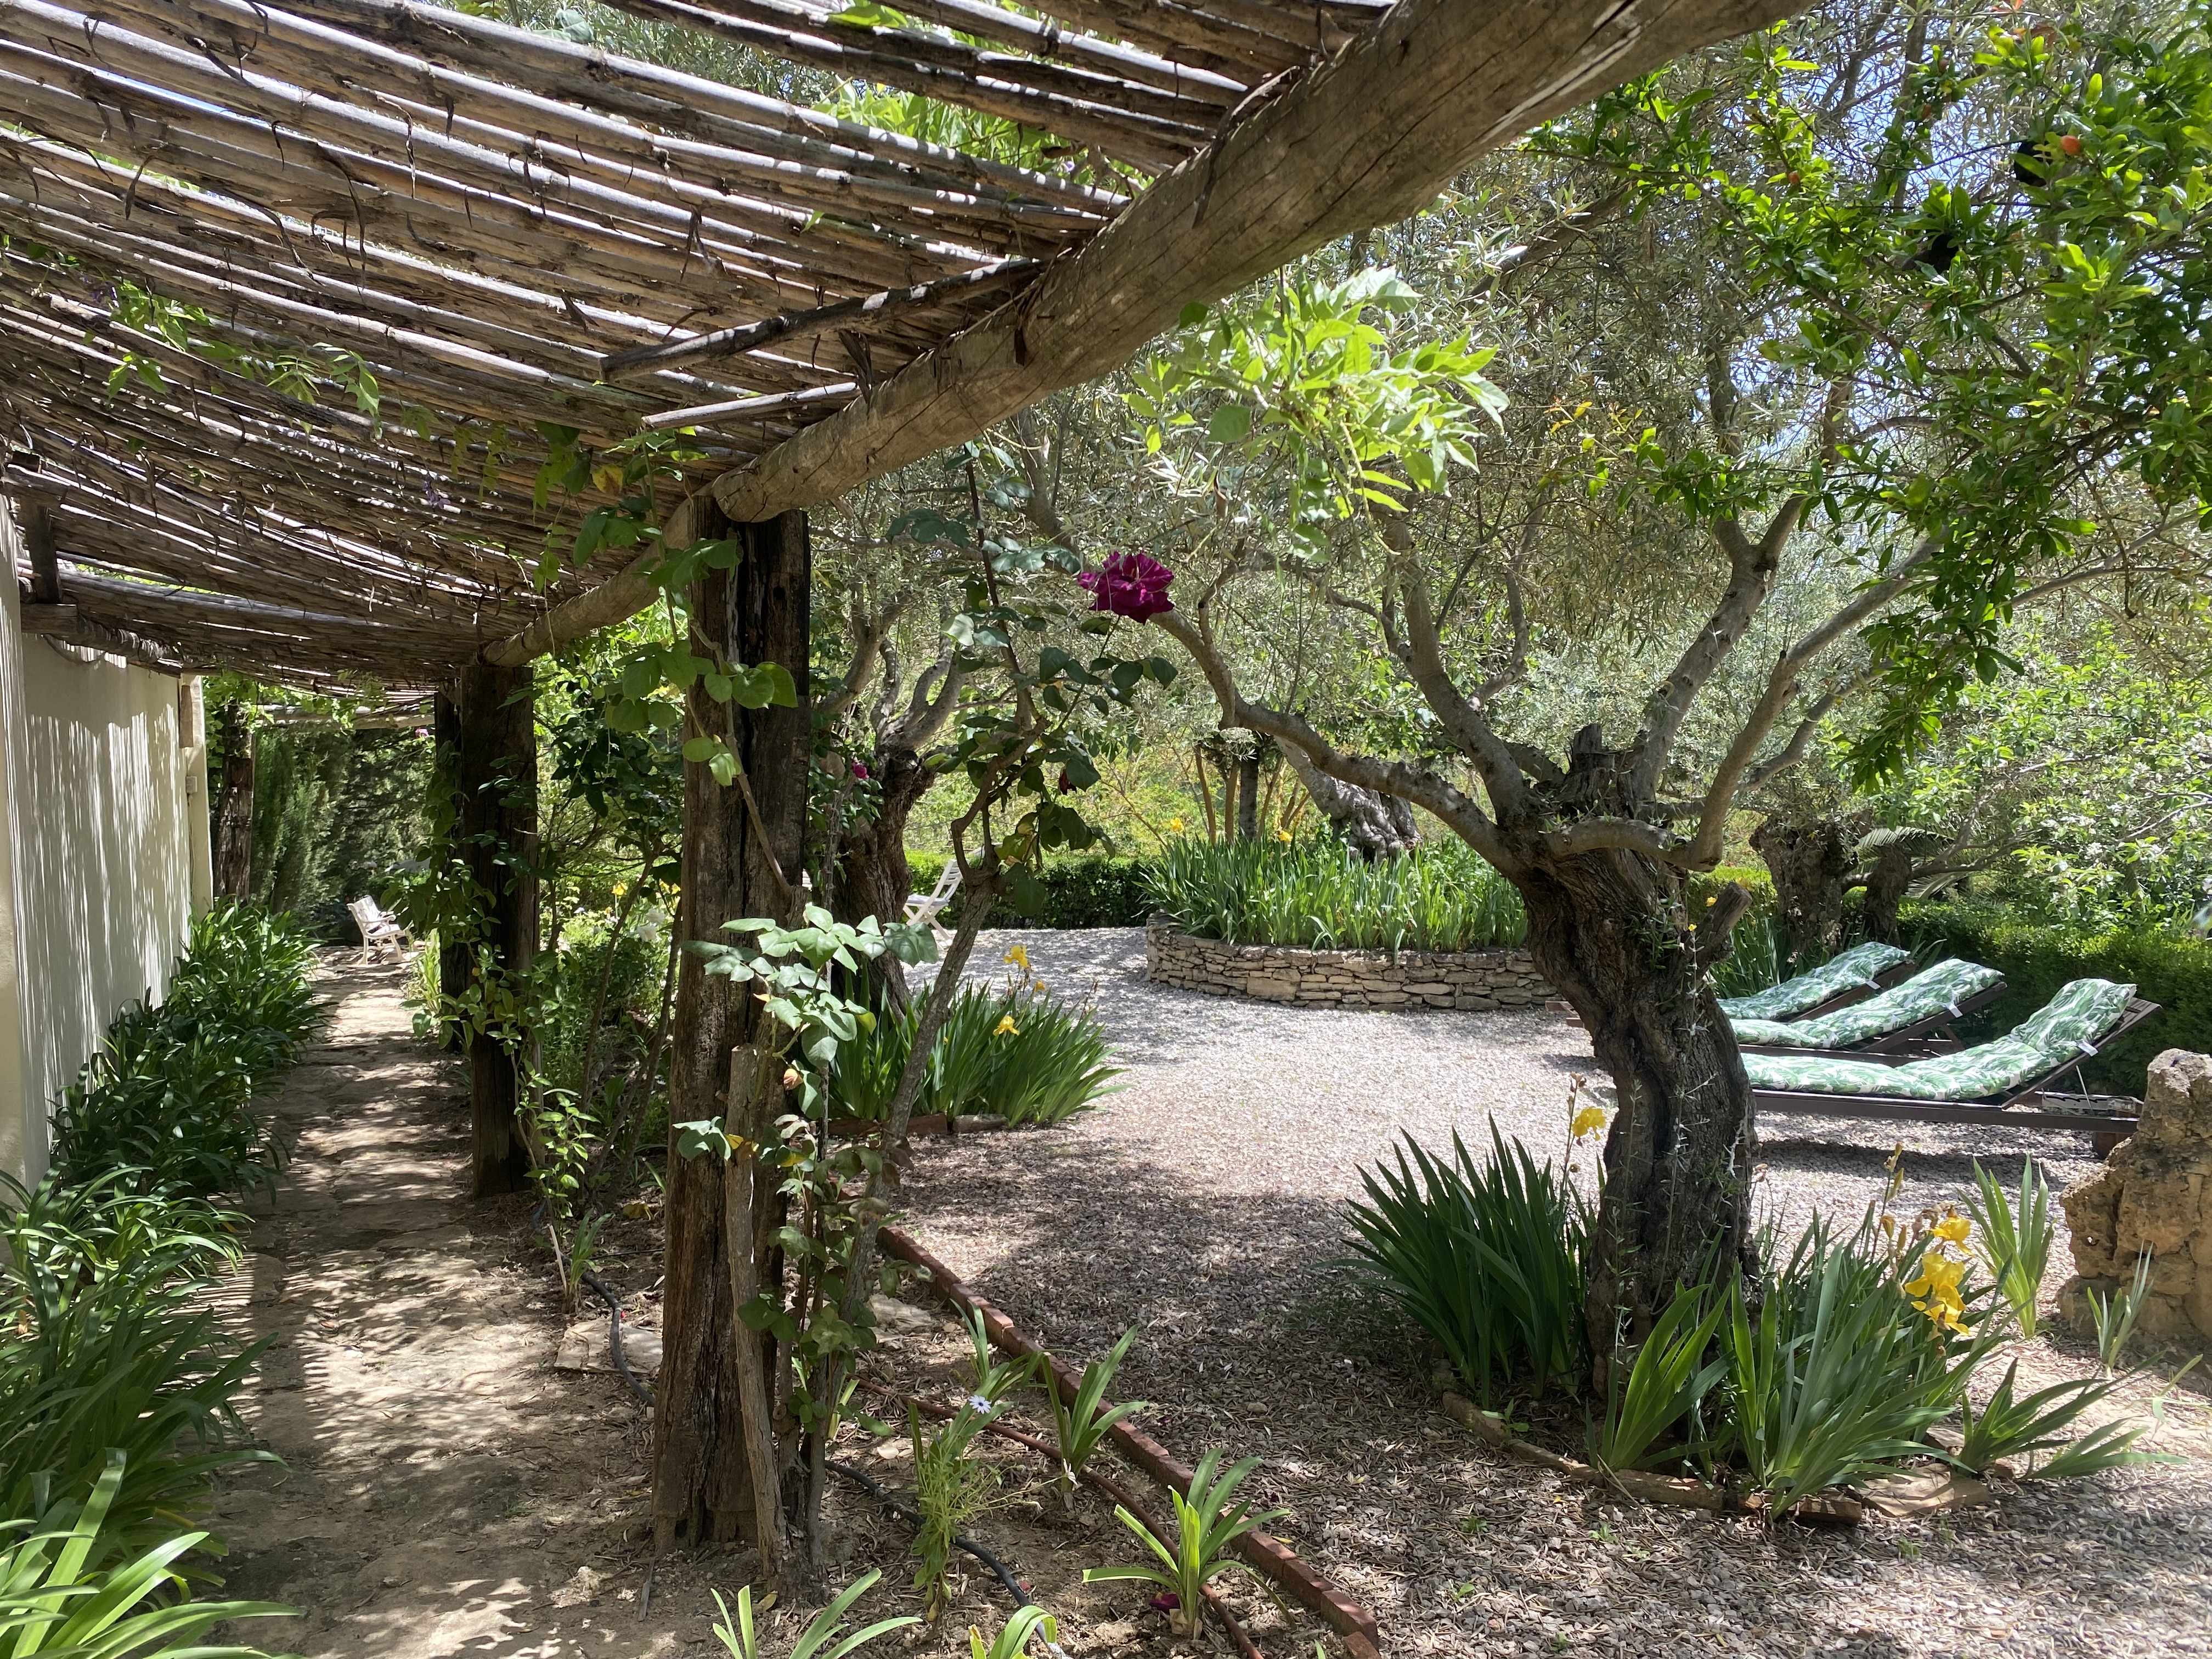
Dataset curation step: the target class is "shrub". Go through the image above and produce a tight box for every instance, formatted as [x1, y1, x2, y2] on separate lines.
[0, 1178, 268, 1561]
[827, 975, 1119, 1127]
[909, 854, 1154, 930]
[1349, 1133, 2159, 1500]
[1900, 902, 2212, 1093]
[51, 902, 320, 1199]
[1148, 837, 1527, 952]
[1342, 1124, 1587, 1405]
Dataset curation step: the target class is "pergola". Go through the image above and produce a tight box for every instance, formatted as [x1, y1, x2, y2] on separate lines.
[0, 0, 1796, 1592]
[0, 0, 1787, 685]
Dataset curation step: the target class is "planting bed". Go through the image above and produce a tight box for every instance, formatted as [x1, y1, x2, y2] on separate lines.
[1143, 917, 1551, 1011]
[899, 929, 2212, 1658]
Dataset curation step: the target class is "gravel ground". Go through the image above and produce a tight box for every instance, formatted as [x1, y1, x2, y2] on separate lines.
[895, 928, 2212, 1659]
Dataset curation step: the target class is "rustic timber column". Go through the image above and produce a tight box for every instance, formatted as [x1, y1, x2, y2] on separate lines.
[456, 661, 538, 1197]
[432, 687, 469, 1055]
[652, 507, 810, 1547]
[211, 701, 255, 900]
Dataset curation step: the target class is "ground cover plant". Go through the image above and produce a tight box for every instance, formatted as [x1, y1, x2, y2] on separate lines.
[827, 952, 1119, 1128]
[50, 902, 320, 1198]
[1148, 835, 1527, 952]
[1348, 1124, 2166, 1509]
[0, 900, 313, 1657]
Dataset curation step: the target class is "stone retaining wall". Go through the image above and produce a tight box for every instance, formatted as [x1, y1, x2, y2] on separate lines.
[1143, 916, 1551, 1011]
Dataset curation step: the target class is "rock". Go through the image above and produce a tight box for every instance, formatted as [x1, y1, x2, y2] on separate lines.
[550, 1565, 604, 1607]
[2059, 1048, 2212, 1350]
[948, 1112, 1008, 1133]
[554, 1320, 663, 1376]
[869, 1294, 941, 1337]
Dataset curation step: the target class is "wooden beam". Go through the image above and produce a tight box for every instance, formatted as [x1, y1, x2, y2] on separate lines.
[486, 0, 1802, 665]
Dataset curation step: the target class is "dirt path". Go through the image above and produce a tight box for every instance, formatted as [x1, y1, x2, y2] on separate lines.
[210, 958, 691, 1659]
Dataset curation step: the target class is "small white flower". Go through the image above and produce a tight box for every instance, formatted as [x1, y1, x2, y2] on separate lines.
[966, 1393, 997, 1415]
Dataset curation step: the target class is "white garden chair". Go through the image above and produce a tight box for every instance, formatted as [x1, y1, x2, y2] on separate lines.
[903, 861, 961, 929]
[348, 896, 408, 961]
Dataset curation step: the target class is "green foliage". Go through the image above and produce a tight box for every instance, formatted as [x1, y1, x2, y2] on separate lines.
[1900, 904, 2211, 1092]
[1083, 1449, 1285, 1639]
[907, 1400, 1000, 1625]
[1041, 1328, 1146, 1506]
[51, 904, 320, 1199]
[960, 1307, 1037, 1409]
[1956, 1362, 2154, 1478]
[708, 1570, 916, 1659]
[1966, 1159, 2055, 1339]
[693, 907, 939, 1071]
[1343, 1125, 1588, 1406]
[966, 1606, 1060, 1659]
[1133, 268, 1505, 550]
[825, 978, 1119, 1128]
[1719, 1221, 1971, 1515]
[1148, 837, 1527, 953]
[0, 1456, 294, 1659]
[909, 854, 1153, 930]
[2087, 1252, 2154, 1375]
[0, 1180, 268, 1564]
[1595, 1284, 1728, 1474]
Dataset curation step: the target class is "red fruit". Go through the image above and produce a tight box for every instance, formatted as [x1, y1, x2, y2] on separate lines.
[2059, 134, 2083, 156]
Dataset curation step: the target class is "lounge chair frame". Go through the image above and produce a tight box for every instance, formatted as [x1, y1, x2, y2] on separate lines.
[1751, 997, 2159, 1135]
[1736, 978, 2008, 1058]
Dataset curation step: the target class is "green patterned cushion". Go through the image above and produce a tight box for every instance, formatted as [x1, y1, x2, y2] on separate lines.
[1717, 941, 1912, 1020]
[1746, 979, 2135, 1101]
[1730, 958, 2003, 1049]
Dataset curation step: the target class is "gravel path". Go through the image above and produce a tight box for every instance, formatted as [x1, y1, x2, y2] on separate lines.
[898, 928, 2212, 1659]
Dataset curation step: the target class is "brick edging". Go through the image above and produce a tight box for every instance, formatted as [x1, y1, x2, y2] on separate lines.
[1143, 915, 1552, 1011]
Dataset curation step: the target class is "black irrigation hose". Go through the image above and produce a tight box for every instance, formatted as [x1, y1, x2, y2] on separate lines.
[531, 1200, 656, 1407]
[826, 1458, 1034, 1612]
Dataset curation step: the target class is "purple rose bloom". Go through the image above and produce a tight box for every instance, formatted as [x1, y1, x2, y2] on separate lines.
[851, 760, 870, 781]
[1076, 551, 1175, 623]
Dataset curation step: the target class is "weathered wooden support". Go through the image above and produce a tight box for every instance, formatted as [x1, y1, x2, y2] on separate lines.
[455, 660, 537, 1197]
[433, 687, 469, 1056]
[211, 698, 255, 900]
[652, 507, 811, 1548]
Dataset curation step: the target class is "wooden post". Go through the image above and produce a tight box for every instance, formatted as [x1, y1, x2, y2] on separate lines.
[432, 687, 469, 1055]
[211, 700, 255, 899]
[652, 507, 811, 1548]
[456, 661, 537, 1198]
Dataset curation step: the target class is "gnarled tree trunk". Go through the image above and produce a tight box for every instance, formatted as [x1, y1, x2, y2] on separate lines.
[1751, 815, 1853, 973]
[1861, 839, 1914, 946]
[828, 743, 938, 1008]
[1282, 745, 1419, 859]
[652, 507, 811, 1551]
[1513, 847, 1758, 1374]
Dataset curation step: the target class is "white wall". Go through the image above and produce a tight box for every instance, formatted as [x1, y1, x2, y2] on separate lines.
[0, 507, 206, 1184]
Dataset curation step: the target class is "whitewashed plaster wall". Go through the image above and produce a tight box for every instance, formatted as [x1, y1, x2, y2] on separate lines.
[0, 505, 208, 1183]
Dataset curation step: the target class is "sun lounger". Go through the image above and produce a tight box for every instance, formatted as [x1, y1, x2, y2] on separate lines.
[1716, 940, 1915, 1023]
[1746, 979, 2157, 1135]
[1733, 957, 2006, 1056]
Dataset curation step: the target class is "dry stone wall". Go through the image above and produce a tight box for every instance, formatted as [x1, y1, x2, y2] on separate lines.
[1143, 916, 1551, 1011]
[2059, 1048, 2212, 1348]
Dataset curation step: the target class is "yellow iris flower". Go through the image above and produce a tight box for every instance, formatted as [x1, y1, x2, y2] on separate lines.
[1570, 1104, 1609, 1141]
[1931, 1214, 1971, 1247]
[994, 1015, 1020, 1037]
[1167, 817, 1186, 832]
[1003, 944, 1030, 972]
[1904, 1252, 1967, 1332]
[1276, 828, 1293, 843]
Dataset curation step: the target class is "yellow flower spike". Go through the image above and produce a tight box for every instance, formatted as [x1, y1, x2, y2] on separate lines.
[1032, 979, 1047, 994]
[1276, 827, 1293, 843]
[994, 1014, 1020, 1037]
[1570, 1104, 1609, 1141]
[1167, 817, 1186, 832]
[1002, 944, 1031, 972]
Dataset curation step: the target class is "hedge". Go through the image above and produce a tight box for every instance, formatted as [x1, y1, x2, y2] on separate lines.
[1900, 902, 2212, 1096]
[905, 853, 1154, 932]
